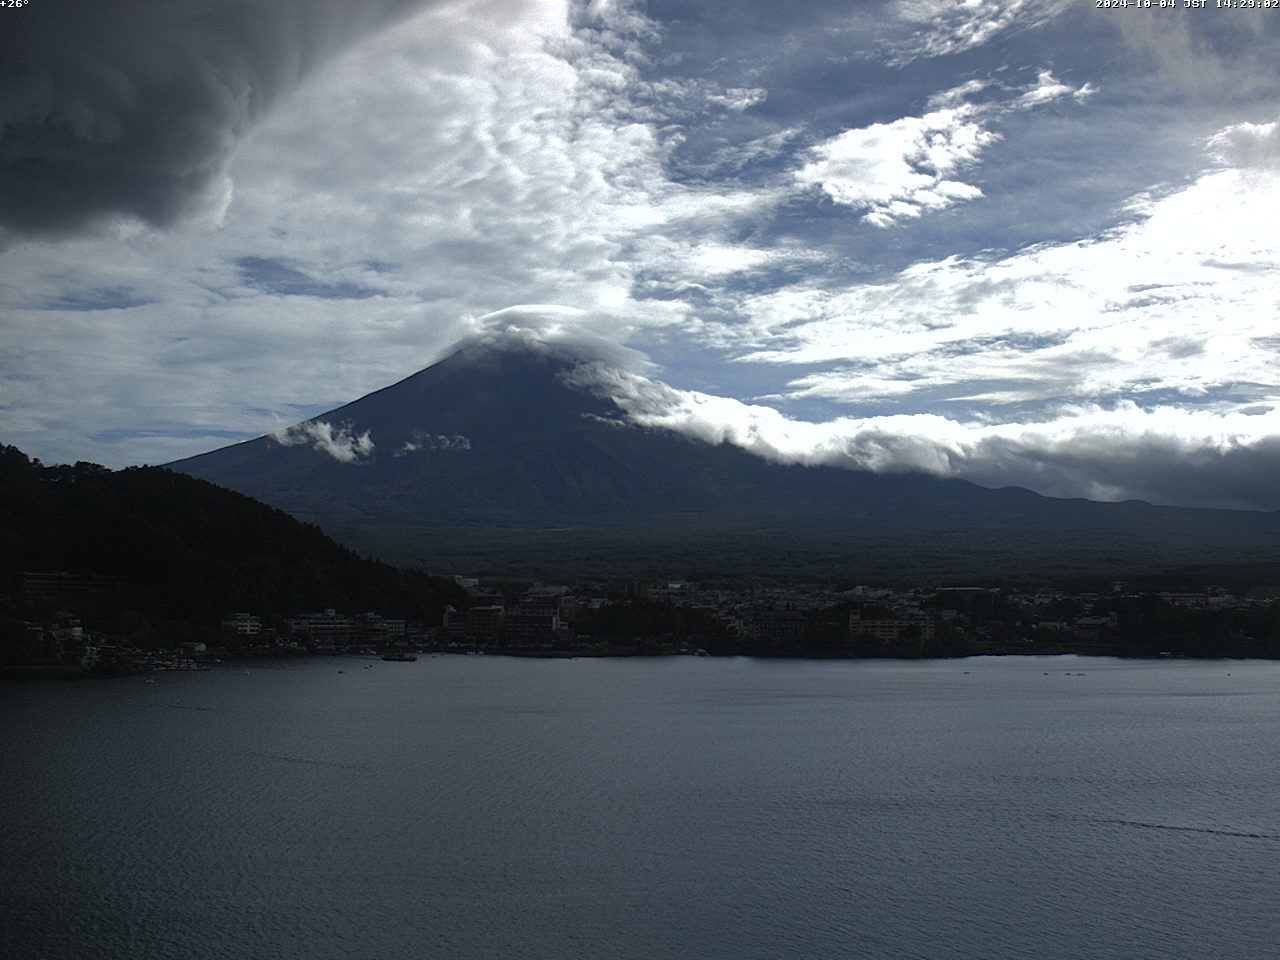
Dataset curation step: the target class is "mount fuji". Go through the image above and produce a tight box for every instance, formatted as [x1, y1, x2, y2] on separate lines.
[169, 336, 1280, 583]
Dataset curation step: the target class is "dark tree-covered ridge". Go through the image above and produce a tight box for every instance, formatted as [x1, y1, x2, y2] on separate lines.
[0, 444, 464, 626]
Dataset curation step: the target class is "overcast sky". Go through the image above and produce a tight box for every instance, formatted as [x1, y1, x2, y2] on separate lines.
[3, 0, 1279, 509]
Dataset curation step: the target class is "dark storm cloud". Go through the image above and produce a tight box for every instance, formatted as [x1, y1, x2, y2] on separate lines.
[0, 0, 435, 238]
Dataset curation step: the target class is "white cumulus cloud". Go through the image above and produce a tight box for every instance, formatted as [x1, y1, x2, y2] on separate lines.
[740, 119, 1280, 422]
[797, 73, 1091, 227]
[1208, 120, 1280, 172]
[272, 420, 375, 462]
[797, 106, 994, 226]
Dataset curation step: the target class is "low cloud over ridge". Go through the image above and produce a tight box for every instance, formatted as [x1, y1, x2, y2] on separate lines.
[569, 358, 1280, 512]
[272, 419, 374, 463]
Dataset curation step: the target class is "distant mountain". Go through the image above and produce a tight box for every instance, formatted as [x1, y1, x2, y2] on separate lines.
[168, 339, 1280, 585]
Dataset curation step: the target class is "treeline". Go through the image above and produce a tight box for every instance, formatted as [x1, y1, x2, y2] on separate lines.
[0, 445, 465, 643]
[1088, 594, 1280, 658]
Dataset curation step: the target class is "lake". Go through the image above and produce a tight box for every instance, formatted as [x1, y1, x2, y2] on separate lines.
[2, 655, 1277, 959]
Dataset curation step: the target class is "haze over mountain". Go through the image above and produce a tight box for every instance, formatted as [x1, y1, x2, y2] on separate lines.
[170, 334, 1280, 584]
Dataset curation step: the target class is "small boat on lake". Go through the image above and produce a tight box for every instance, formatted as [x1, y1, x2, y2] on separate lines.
[380, 652, 418, 662]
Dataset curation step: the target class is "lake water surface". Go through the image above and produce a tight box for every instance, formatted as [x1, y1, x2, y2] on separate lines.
[3, 655, 1278, 959]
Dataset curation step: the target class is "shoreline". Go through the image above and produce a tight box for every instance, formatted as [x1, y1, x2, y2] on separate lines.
[3, 646, 1269, 681]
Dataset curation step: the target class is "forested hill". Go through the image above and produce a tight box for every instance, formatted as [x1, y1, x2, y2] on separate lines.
[0, 444, 464, 626]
